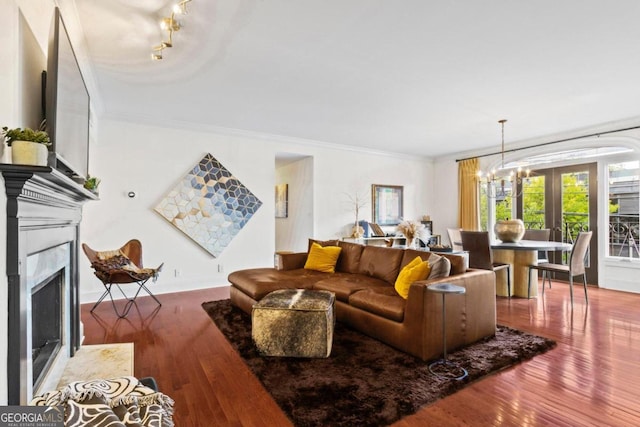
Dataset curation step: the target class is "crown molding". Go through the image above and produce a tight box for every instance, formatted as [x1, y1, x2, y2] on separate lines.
[100, 109, 434, 163]
[442, 115, 640, 163]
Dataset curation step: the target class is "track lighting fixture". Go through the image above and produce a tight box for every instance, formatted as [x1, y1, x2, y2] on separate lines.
[173, 0, 192, 15]
[151, 1, 193, 60]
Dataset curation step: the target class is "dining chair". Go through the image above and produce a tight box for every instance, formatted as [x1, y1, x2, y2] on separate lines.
[527, 231, 593, 308]
[447, 228, 464, 252]
[460, 231, 511, 297]
[523, 228, 551, 289]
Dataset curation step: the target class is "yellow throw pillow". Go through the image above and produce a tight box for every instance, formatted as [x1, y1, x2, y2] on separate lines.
[394, 256, 431, 299]
[403, 255, 423, 270]
[304, 242, 342, 273]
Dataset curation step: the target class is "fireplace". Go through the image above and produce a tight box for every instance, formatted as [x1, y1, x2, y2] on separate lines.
[2, 165, 97, 404]
[28, 244, 70, 393]
[32, 273, 62, 388]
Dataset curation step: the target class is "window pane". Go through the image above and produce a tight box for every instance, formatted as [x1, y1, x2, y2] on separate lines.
[479, 179, 513, 232]
[561, 171, 590, 241]
[522, 176, 545, 229]
[608, 161, 640, 258]
[479, 182, 489, 231]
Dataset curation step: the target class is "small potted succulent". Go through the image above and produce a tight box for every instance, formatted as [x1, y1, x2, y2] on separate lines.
[1, 126, 51, 166]
[83, 175, 101, 194]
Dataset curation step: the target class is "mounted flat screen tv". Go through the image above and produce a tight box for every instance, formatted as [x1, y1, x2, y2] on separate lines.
[46, 7, 90, 180]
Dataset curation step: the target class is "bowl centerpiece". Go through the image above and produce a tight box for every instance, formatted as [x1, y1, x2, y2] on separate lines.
[494, 219, 525, 242]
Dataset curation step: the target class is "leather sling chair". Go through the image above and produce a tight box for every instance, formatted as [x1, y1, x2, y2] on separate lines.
[83, 239, 163, 318]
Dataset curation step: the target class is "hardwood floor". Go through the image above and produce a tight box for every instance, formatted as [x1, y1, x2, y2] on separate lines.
[81, 281, 640, 426]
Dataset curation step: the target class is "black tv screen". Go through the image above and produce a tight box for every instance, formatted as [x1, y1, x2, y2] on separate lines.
[46, 7, 90, 180]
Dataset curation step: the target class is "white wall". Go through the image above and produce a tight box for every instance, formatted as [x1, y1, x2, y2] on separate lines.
[0, 0, 53, 405]
[432, 156, 459, 244]
[275, 157, 313, 252]
[79, 118, 434, 302]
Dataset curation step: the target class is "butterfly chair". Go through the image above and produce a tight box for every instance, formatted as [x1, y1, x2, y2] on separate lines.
[527, 231, 593, 308]
[523, 228, 551, 289]
[83, 239, 163, 318]
[460, 231, 512, 297]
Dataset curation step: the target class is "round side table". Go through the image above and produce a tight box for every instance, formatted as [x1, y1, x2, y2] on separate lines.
[427, 283, 468, 380]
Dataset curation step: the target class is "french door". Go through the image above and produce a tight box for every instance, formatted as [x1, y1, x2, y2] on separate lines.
[516, 163, 598, 285]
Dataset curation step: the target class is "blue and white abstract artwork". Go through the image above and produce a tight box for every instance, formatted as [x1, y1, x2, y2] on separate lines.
[154, 153, 262, 257]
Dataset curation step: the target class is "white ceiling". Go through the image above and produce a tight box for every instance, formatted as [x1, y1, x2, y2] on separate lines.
[69, 0, 640, 157]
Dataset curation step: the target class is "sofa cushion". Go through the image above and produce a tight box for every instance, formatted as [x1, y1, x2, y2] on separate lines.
[441, 253, 466, 275]
[304, 243, 342, 273]
[336, 241, 365, 274]
[394, 256, 431, 299]
[308, 238, 340, 251]
[400, 249, 431, 269]
[228, 268, 325, 300]
[357, 246, 404, 284]
[401, 249, 450, 278]
[428, 253, 451, 279]
[349, 287, 406, 322]
[313, 273, 389, 302]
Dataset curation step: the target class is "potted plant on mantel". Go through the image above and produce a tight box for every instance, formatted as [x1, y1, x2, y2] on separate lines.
[1, 126, 51, 166]
[83, 175, 101, 194]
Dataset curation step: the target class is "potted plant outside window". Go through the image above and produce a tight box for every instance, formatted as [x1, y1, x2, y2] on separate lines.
[1, 126, 51, 166]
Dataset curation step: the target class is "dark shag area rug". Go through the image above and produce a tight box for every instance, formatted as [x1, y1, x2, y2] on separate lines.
[202, 299, 556, 427]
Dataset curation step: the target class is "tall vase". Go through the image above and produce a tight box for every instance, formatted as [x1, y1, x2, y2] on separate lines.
[411, 237, 419, 249]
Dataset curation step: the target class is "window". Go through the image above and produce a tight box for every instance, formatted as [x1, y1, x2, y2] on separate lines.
[479, 180, 514, 232]
[522, 176, 545, 229]
[607, 161, 640, 259]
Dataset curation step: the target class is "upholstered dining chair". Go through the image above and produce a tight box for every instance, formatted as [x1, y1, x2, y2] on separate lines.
[460, 231, 512, 297]
[83, 239, 163, 318]
[447, 228, 464, 252]
[523, 228, 552, 289]
[527, 231, 593, 308]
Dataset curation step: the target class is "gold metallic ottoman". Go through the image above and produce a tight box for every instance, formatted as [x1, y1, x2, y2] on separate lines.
[252, 289, 335, 358]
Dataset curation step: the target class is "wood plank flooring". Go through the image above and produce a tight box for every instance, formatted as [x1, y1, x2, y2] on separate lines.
[81, 281, 640, 426]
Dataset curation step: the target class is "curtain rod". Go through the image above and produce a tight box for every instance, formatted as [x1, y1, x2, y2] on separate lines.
[455, 124, 640, 163]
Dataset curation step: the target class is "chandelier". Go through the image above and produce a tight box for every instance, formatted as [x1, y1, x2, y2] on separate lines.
[477, 119, 531, 199]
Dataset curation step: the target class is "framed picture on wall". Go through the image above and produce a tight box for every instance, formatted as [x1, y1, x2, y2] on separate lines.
[275, 183, 288, 218]
[372, 184, 403, 225]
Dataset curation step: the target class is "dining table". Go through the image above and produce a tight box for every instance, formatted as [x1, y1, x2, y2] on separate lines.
[491, 239, 573, 298]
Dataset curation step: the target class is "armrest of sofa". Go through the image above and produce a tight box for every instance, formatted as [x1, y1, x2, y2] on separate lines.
[406, 268, 497, 337]
[274, 252, 308, 270]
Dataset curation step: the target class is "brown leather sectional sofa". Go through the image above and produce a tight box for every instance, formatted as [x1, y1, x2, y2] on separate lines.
[228, 240, 497, 361]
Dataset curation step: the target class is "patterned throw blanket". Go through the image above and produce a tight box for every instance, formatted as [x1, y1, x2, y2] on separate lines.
[91, 253, 162, 283]
[31, 376, 174, 427]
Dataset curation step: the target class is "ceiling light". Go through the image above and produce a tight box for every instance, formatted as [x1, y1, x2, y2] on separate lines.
[173, 0, 192, 15]
[477, 119, 531, 199]
[151, 45, 164, 60]
[151, 2, 193, 60]
[160, 16, 181, 32]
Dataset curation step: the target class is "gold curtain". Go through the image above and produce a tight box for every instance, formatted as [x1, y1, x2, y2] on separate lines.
[458, 158, 479, 231]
